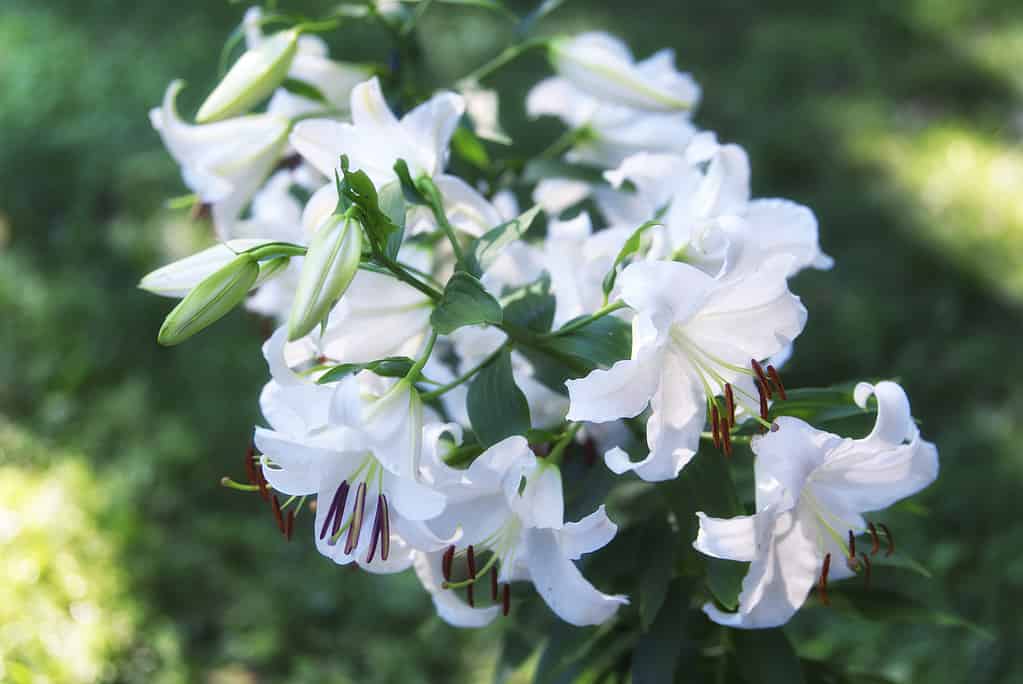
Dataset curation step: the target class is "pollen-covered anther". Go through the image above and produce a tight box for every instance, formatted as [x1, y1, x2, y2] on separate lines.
[878, 522, 895, 557]
[751, 359, 772, 400]
[724, 383, 736, 427]
[848, 530, 856, 559]
[365, 495, 384, 563]
[285, 510, 295, 541]
[860, 552, 872, 588]
[502, 584, 511, 616]
[868, 522, 881, 555]
[380, 494, 391, 561]
[818, 553, 832, 606]
[320, 481, 349, 542]
[721, 421, 733, 458]
[756, 379, 770, 429]
[344, 482, 368, 554]
[766, 365, 787, 400]
[490, 566, 499, 601]
[466, 545, 477, 607]
[711, 404, 722, 450]
[442, 545, 455, 582]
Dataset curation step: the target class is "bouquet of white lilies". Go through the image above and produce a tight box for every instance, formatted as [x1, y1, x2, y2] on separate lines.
[140, 2, 942, 678]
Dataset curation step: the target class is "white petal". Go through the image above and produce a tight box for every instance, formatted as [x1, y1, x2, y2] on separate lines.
[636, 353, 705, 481]
[566, 350, 660, 424]
[746, 199, 832, 275]
[752, 416, 842, 512]
[854, 381, 916, 447]
[400, 92, 465, 177]
[526, 77, 597, 127]
[290, 118, 349, 178]
[139, 239, 273, 297]
[514, 465, 564, 530]
[560, 505, 618, 559]
[349, 76, 401, 132]
[386, 471, 447, 522]
[693, 512, 758, 562]
[532, 178, 591, 215]
[618, 260, 715, 330]
[524, 527, 628, 626]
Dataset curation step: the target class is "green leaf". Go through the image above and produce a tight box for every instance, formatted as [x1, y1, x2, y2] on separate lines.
[765, 385, 876, 433]
[431, 271, 503, 334]
[494, 627, 538, 684]
[451, 126, 491, 169]
[602, 220, 661, 298]
[632, 580, 689, 684]
[638, 515, 677, 630]
[467, 349, 531, 447]
[317, 357, 415, 384]
[378, 182, 408, 260]
[501, 274, 555, 333]
[280, 77, 328, 103]
[517, 316, 631, 393]
[831, 583, 993, 639]
[393, 159, 427, 205]
[337, 155, 398, 248]
[467, 204, 543, 276]
[731, 628, 806, 684]
[517, 0, 568, 36]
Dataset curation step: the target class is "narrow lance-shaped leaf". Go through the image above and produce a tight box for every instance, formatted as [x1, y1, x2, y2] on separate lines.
[602, 220, 661, 298]
[157, 254, 259, 346]
[467, 204, 543, 276]
[467, 349, 531, 447]
[431, 271, 503, 334]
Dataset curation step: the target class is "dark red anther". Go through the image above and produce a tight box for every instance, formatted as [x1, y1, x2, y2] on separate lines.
[253, 453, 270, 501]
[502, 584, 511, 616]
[721, 422, 733, 458]
[344, 482, 367, 555]
[442, 546, 455, 582]
[380, 494, 391, 561]
[860, 552, 872, 588]
[819, 553, 832, 606]
[757, 379, 770, 426]
[366, 495, 384, 563]
[466, 583, 475, 608]
[491, 566, 499, 601]
[285, 510, 295, 541]
[271, 495, 284, 533]
[878, 523, 895, 557]
[466, 545, 477, 579]
[752, 359, 772, 399]
[711, 404, 722, 450]
[320, 481, 349, 541]
[766, 365, 787, 400]
[848, 530, 856, 559]
[868, 522, 880, 555]
[724, 384, 736, 427]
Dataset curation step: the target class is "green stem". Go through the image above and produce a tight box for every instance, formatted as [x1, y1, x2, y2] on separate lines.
[459, 37, 550, 84]
[243, 242, 308, 260]
[372, 255, 443, 301]
[421, 342, 508, 401]
[547, 422, 582, 464]
[416, 176, 467, 267]
[544, 300, 629, 338]
[407, 330, 439, 383]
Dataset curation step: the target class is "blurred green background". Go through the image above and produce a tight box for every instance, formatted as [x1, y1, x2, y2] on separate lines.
[1, 0, 1021, 681]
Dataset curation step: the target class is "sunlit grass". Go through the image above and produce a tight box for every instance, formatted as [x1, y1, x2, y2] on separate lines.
[0, 422, 138, 683]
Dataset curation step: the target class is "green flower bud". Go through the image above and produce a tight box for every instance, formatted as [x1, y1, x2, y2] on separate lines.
[157, 254, 259, 346]
[287, 213, 364, 341]
[196, 29, 300, 124]
[253, 256, 291, 288]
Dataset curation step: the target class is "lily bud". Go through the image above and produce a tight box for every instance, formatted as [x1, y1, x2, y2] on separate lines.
[196, 29, 300, 123]
[253, 256, 291, 288]
[158, 254, 259, 346]
[287, 213, 363, 341]
[139, 239, 273, 297]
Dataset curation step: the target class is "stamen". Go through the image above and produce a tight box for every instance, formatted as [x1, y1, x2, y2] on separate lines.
[766, 365, 787, 400]
[878, 523, 895, 557]
[756, 379, 769, 427]
[344, 482, 367, 554]
[490, 566, 498, 601]
[751, 359, 772, 399]
[380, 494, 391, 561]
[819, 553, 832, 606]
[271, 495, 284, 533]
[253, 453, 269, 501]
[711, 404, 721, 450]
[724, 384, 736, 427]
[466, 545, 477, 608]
[220, 477, 260, 492]
[366, 495, 384, 563]
[442, 546, 454, 582]
[860, 552, 872, 588]
[848, 530, 856, 559]
[721, 422, 732, 458]
[320, 481, 349, 541]
[467, 583, 475, 607]
[502, 584, 510, 616]
[868, 522, 880, 555]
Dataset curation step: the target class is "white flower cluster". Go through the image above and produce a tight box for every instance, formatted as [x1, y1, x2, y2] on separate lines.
[142, 15, 938, 631]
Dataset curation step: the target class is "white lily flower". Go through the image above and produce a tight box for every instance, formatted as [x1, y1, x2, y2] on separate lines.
[150, 80, 289, 236]
[605, 134, 833, 279]
[290, 76, 464, 186]
[566, 258, 806, 481]
[243, 7, 370, 119]
[139, 238, 275, 298]
[423, 435, 628, 627]
[255, 328, 448, 571]
[693, 381, 939, 629]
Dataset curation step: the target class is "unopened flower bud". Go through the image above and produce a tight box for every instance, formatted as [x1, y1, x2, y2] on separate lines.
[253, 256, 291, 288]
[139, 239, 272, 298]
[196, 29, 300, 123]
[158, 254, 259, 346]
[287, 213, 363, 341]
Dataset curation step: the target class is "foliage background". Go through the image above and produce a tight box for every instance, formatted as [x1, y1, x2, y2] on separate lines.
[1, 0, 1022, 681]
